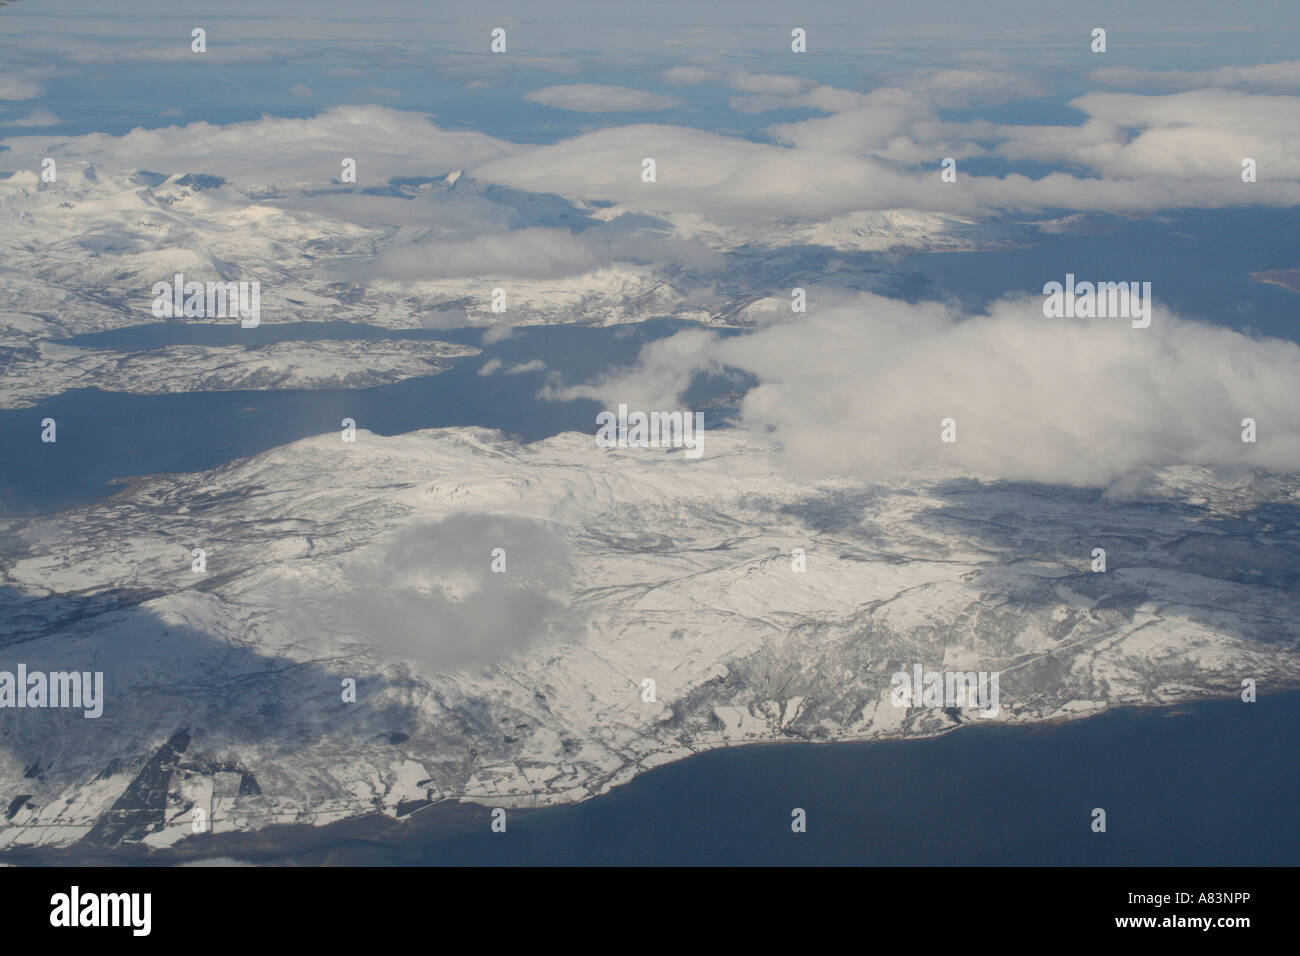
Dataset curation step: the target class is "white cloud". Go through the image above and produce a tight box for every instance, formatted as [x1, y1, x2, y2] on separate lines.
[765, 87, 928, 147]
[505, 359, 545, 374]
[327, 516, 575, 669]
[472, 123, 880, 221]
[547, 290, 1300, 489]
[2, 106, 522, 188]
[0, 74, 41, 100]
[730, 84, 874, 115]
[0, 107, 59, 127]
[354, 227, 604, 280]
[729, 69, 1042, 116]
[344, 223, 725, 282]
[471, 117, 1300, 222]
[473, 79, 1300, 221]
[661, 65, 721, 85]
[524, 84, 682, 112]
[902, 68, 1048, 108]
[995, 90, 1300, 180]
[1091, 60, 1300, 91]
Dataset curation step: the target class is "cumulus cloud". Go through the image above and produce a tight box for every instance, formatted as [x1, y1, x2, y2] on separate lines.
[1, 106, 521, 188]
[344, 222, 725, 282]
[525, 84, 682, 112]
[333, 515, 574, 670]
[471, 83, 1300, 219]
[481, 324, 514, 344]
[1091, 60, 1300, 91]
[901, 68, 1049, 108]
[994, 90, 1300, 180]
[479, 358, 545, 375]
[421, 306, 473, 330]
[472, 123, 874, 221]
[351, 227, 605, 280]
[0, 107, 59, 127]
[660, 67, 819, 98]
[728, 69, 1042, 116]
[545, 290, 1300, 488]
[0, 74, 41, 100]
[505, 359, 545, 374]
[770, 85, 1299, 187]
[472, 122, 1285, 221]
[729, 85, 873, 115]
[269, 189, 511, 230]
[661, 65, 721, 85]
[8, 71, 1296, 228]
[765, 86, 938, 150]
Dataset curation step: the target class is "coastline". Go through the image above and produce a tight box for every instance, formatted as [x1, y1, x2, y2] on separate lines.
[3, 685, 1289, 866]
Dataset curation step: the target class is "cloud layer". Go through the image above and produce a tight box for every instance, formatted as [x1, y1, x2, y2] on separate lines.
[525, 84, 683, 112]
[1, 105, 520, 187]
[332, 515, 574, 669]
[473, 85, 1300, 219]
[8, 68, 1299, 226]
[548, 290, 1300, 488]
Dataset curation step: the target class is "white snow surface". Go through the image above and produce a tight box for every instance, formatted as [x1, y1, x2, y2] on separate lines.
[0, 426, 1296, 849]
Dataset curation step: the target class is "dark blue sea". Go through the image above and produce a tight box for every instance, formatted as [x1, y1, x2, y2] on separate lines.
[295, 691, 1299, 866]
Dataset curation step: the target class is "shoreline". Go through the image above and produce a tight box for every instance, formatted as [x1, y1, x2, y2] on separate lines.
[2, 685, 1286, 866]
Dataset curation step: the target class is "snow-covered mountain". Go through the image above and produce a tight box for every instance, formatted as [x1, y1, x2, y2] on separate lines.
[0, 158, 1058, 424]
[0, 163, 998, 347]
[1, 426, 1295, 853]
[0, 339, 477, 409]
